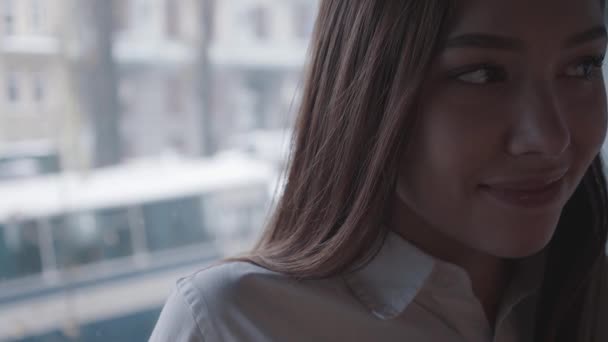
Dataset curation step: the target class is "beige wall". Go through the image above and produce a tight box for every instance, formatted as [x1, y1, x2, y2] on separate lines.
[0, 0, 86, 170]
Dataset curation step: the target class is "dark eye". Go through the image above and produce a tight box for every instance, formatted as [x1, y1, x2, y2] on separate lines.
[451, 65, 507, 84]
[564, 55, 605, 79]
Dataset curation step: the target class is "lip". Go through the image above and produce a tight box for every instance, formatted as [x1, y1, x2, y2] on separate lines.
[479, 171, 567, 209]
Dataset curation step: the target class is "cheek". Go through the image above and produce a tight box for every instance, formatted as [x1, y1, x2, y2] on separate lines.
[409, 96, 506, 184]
[561, 83, 608, 183]
[399, 101, 501, 211]
[565, 87, 608, 157]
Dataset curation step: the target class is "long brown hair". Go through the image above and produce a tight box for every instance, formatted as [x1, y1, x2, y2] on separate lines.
[245, 0, 608, 340]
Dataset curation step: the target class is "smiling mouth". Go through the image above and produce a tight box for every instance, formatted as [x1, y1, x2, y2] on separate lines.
[479, 173, 567, 209]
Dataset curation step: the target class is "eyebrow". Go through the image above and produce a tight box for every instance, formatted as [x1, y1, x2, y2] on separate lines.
[444, 25, 608, 51]
[444, 33, 524, 50]
[564, 26, 607, 48]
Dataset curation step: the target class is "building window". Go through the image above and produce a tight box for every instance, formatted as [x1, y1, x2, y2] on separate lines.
[30, 0, 43, 33]
[112, 0, 129, 33]
[166, 76, 183, 115]
[250, 6, 269, 40]
[165, 0, 179, 38]
[1, 220, 43, 280]
[6, 72, 19, 104]
[32, 72, 45, 104]
[143, 197, 207, 252]
[3, 0, 15, 35]
[233, 84, 257, 132]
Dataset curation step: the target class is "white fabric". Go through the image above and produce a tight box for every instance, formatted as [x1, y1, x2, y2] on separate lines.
[149, 232, 543, 341]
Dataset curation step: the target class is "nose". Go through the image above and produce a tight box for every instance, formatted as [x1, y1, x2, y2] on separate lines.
[507, 80, 571, 158]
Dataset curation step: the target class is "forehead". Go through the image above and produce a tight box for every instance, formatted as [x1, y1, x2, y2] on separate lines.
[448, 0, 604, 38]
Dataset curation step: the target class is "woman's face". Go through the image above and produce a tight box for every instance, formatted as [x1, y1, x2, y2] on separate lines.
[395, 0, 608, 259]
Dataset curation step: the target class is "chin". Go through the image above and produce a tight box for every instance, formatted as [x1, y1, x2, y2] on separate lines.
[490, 222, 557, 259]
[473, 205, 561, 258]
[495, 240, 550, 259]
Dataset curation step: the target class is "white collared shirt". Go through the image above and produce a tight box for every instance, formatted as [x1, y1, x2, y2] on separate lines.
[149, 232, 543, 341]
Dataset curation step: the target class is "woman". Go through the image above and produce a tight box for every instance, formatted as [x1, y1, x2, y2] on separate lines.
[150, 0, 608, 340]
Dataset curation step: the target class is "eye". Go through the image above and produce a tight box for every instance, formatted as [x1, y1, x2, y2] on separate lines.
[563, 55, 605, 79]
[450, 64, 507, 85]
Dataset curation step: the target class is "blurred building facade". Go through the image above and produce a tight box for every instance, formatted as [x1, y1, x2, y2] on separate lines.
[0, 0, 319, 175]
[112, 0, 206, 159]
[0, 0, 82, 178]
[113, 0, 319, 160]
[209, 0, 316, 153]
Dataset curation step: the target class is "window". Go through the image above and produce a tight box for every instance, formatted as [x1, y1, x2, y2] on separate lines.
[203, 186, 269, 244]
[2, 0, 15, 35]
[165, 0, 179, 38]
[30, 0, 43, 33]
[32, 72, 45, 104]
[143, 197, 207, 252]
[51, 214, 101, 269]
[4, 71, 46, 108]
[51, 210, 134, 269]
[233, 83, 257, 131]
[0, 220, 43, 280]
[165, 76, 183, 115]
[250, 6, 269, 40]
[5, 72, 19, 104]
[0, 158, 41, 179]
[95, 208, 134, 260]
[112, 0, 130, 32]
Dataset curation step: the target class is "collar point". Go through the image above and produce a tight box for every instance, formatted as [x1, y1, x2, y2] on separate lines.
[371, 308, 400, 320]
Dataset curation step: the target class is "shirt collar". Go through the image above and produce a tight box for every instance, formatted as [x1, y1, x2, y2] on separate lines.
[343, 231, 545, 320]
[343, 231, 434, 319]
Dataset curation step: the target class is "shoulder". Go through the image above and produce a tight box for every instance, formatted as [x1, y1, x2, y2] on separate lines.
[151, 261, 311, 341]
[181, 260, 348, 320]
[189, 260, 281, 288]
[180, 260, 287, 311]
[150, 260, 359, 341]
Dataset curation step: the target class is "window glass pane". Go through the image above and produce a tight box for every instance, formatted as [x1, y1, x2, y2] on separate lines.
[30, 0, 44, 33]
[51, 209, 134, 269]
[5, 72, 19, 104]
[165, 0, 179, 38]
[32, 71, 45, 104]
[251, 6, 269, 40]
[0, 220, 43, 281]
[95, 208, 134, 259]
[203, 185, 270, 247]
[52, 214, 99, 269]
[143, 196, 208, 252]
[111, 0, 130, 32]
[0, 224, 10, 281]
[2, 0, 15, 35]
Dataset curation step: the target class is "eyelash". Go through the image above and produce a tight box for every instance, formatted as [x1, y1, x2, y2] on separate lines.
[565, 54, 605, 80]
[449, 64, 507, 84]
[449, 54, 606, 85]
